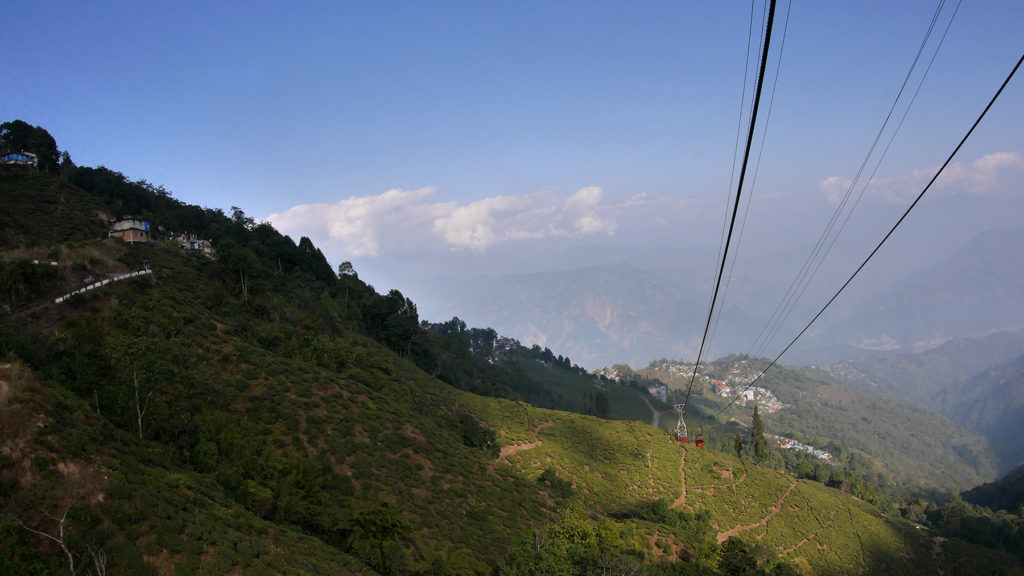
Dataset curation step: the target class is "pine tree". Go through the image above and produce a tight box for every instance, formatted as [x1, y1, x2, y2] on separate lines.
[752, 404, 767, 463]
[734, 434, 743, 459]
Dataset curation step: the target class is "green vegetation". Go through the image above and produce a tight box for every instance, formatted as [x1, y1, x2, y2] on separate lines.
[965, 463, 1024, 512]
[751, 406, 766, 464]
[642, 356, 999, 494]
[1, 125, 1021, 574]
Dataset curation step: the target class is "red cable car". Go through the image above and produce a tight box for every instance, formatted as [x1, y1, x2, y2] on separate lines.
[695, 425, 705, 448]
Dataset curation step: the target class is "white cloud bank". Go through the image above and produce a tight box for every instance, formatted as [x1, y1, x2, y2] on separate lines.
[820, 152, 1024, 205]
[268, 186, 619, 257]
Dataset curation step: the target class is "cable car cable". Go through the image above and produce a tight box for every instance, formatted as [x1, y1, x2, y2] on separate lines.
[718, 50, 1024, 415]
[711, 0, 793, 348]
[746, 0, 956, 359]
[683, 0, 779, 409]
[756, 0, 961, 357]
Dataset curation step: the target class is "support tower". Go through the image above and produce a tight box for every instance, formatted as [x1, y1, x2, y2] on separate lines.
[673, 403, 688, 444]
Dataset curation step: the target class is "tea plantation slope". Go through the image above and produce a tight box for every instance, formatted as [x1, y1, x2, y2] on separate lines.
[462, 395, 1024, 575]
[0, 363, 377, 575]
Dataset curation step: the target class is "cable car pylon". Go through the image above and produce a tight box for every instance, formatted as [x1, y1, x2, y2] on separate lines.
[673, 403, 688, 444]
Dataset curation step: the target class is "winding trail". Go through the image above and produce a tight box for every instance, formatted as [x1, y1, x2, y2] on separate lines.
[637, 394, 661, 428]
[716, 480, 798, 543]
[489, 440, 542, 472]
[670, 448, 687, 508]
[498, 441, 542, 459]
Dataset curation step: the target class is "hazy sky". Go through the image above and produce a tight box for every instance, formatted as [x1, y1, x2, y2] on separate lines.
[5, 1, 1023, 318]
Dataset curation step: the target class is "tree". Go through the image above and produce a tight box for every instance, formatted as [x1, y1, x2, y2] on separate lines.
[344, 501, 413, 574]
[593, 391, 610, 418]
[338, 261, 357, 278]
[216, 238, 262, 304]
[751, 405, 767, 463]
[230, 206, 256, 230]
[15, 463, 103, 576]
[718, 536, 760, 576]
[112, 337, 165, 439]
[0, 120, 60, 172]
[735, 434, 744, 459]
[17, 497, 80, 575]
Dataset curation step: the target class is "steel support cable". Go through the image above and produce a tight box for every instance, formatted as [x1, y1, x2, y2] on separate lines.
[746, 0, 952, 358]
[757, 0, 961, 356]
[713, 0, 759, 292]
[709, 0, 761, 346]
[719, 51, 1024, 415]
[683, 0, 779, 408]
[712, 0, 793, 348]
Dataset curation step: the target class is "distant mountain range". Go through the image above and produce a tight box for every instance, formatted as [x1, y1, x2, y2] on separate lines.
[821, 332, 1024, 473]
[939, 353, 1024, 472]
[812, 225, 1024, 356]
[820, 331, 1024, 407]
[416, 225, 1024, 369]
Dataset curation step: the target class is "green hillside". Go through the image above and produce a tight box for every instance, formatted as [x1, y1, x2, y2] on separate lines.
[641, 357, 999, 493]
[939, 354, 1024, 472]
[510, 348, 669, 425]
[965, 463, 1024, 512]
[2, 132, 1021, 574]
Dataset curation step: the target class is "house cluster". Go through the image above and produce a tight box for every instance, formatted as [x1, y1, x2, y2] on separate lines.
[663, 361, 701, 379]
[646, 384, 668, 402]
[485, 336, 518, 365]
[712, 380, 784, 413]
[495, 337, 516, 351]
[105, 217, 216, 259]
[593, 366, 621, 382]
[769, 434, 834, 463]
[175, 233, 216, 258]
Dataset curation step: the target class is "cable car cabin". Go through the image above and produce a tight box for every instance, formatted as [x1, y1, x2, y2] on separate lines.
[695, 425, 705, 448]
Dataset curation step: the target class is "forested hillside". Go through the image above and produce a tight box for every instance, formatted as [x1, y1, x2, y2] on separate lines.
[2, 122, 1021, 574]
[939, 353, 1024, 472]
[821, 333, 1024, 473]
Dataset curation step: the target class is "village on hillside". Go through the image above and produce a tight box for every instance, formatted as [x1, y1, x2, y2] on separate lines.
[642, 357, 787, 414]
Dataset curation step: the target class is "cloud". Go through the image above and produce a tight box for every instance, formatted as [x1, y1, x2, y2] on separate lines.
[268, 185, 620, 257]
[564, 186, 617, 235]
[818, 176, 854, 206]
[268, 187, 445, 257]
[819, 152, 1024, 205]
[930, 152, 1024, 194]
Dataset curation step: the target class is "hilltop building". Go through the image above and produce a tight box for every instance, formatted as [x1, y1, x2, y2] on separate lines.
[1, 151, 38, 166]
[176, 233, 216, 258]
[109, 217, 150, 243]
[0, 151, 38, 172]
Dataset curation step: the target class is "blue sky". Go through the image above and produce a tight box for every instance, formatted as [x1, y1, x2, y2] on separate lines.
[4, 1, 1023, 306]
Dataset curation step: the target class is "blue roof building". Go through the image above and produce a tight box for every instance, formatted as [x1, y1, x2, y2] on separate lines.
[0, 151, 38, 167]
